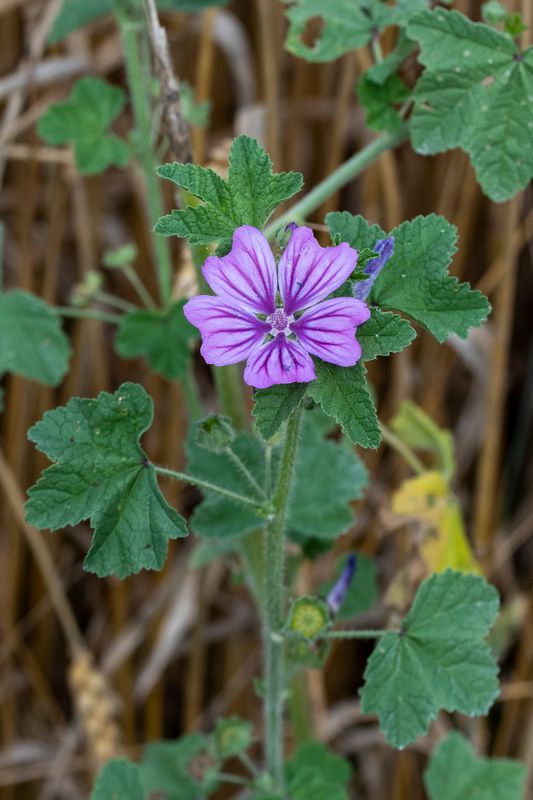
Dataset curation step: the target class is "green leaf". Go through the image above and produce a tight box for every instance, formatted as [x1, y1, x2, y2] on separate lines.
[358, 308, 416, 361]
[328, 212, 490, 341]
[360, 570, 500, 748]
[289, 414, 368, 538]
[372, 215, 491, 342]
[214, 716, 253, 758]
[140, 734, 217, 800]
[357, 72, 411, 132]
[91, 758, 144, 800]
[188, 412, 367, 540]
[281, 0, 377, 63]
[308, 361, 381, 448]
[285, 742, 351, 800]
[25, 383, 187, 578]
[180, 81, 211, 127]
[482, 1, 510, 27]
[48, 0, 111, 43]
[187, 430, 266, 540]
[115, 300, 198, 380]
[155, 135, 303, 250]
[252, 383, 308, 440]
[193, 414, 236, 453]
[320, 552, 378, 620]
[425, 732, 527, 800]
[38, 77, 129, 175]
[366, 28, 418, 85]
[49, 0, 229, 43]
[408, 8, 533, 202]
[327, 211, 386, 251]
[0, 290, 70, 386]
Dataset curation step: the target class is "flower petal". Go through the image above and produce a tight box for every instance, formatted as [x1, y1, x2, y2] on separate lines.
[184, 295, 268, 366]
[202, 226, 276, 314]
[278, 226, 358, 314]
[243, 335, 316, 389]
[354, 236, 395, 300]
[292, 297, 370, 366]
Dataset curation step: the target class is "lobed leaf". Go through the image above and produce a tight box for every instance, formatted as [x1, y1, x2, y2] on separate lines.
[330, 212, 490, 343]
[91, 759, 144, 800]
[424, 732, 527, 800]
[0, 290, 70, 387]
[49, 0, 229, 43]
[372, 214, 491, 341]
[281, 0, 428, 63]
[285, 742, 351, 800]
[156, 135, 303, 250]
[360, 570, 500, 748]
[357, 72, 411, 132]
[37, 76, 129, 174]
[139, 734, 217, 799]
[115, 300, 198, 380]
[408, 8, 533, 201]
[187, 411, 367, 540]
[307, 361, 381, 448]
[252, 383, 308, 440]
[25, 383, 187, 578]
[357, 308, 416, 361]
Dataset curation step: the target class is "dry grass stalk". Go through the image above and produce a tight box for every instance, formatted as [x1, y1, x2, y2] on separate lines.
[68, 651, 122, 771]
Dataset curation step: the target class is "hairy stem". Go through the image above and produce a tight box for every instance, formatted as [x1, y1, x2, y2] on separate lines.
[224, 447, 267, 499]
[323, 629, 391, 639]
[264, 405, 303, 791]
[113, 0, 174, 306]
[154, 465, 265, 510]
[263, 128, 408, 240]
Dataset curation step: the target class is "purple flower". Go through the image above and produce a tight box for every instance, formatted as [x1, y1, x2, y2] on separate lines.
[354, 236, 395, 301]
[327, 554, 358, 615]
[184, 225, 370, 389]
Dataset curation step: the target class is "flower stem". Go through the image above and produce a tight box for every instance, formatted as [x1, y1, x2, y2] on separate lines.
[224, 447, 267, 499]
[320, 629, 391, 640]
[113, 0, 174, 306]
[55, 306, 122, 325]
[154, 465, 264, 510]
[121, 262, 158, 309]
[94, 290, 137, 313]
[263, 128, 408, 240]
[263, 405, 303, 792]
[379, 422, 425, 474]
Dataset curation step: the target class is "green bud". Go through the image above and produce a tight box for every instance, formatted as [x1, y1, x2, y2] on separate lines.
[214, 716, 253, 759]
[287, 595, 330, 641]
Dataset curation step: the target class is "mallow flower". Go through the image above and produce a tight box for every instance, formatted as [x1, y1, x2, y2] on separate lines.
[184, 225, 371, 389]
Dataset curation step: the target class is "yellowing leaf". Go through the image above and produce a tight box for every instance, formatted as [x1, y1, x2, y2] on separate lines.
[392, 471, 480, 575]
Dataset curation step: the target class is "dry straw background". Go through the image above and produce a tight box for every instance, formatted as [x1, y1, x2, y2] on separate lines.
[0, 0, 532, 797]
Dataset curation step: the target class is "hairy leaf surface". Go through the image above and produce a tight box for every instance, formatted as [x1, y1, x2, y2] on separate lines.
[408, 8, 533, 201]
[25, 383, 187, 578]
[360, 570, 500, 748]
[156, 136, 303, 251]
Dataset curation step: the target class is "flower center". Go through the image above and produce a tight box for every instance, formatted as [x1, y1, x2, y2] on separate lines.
[266, 308, 293, 336]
